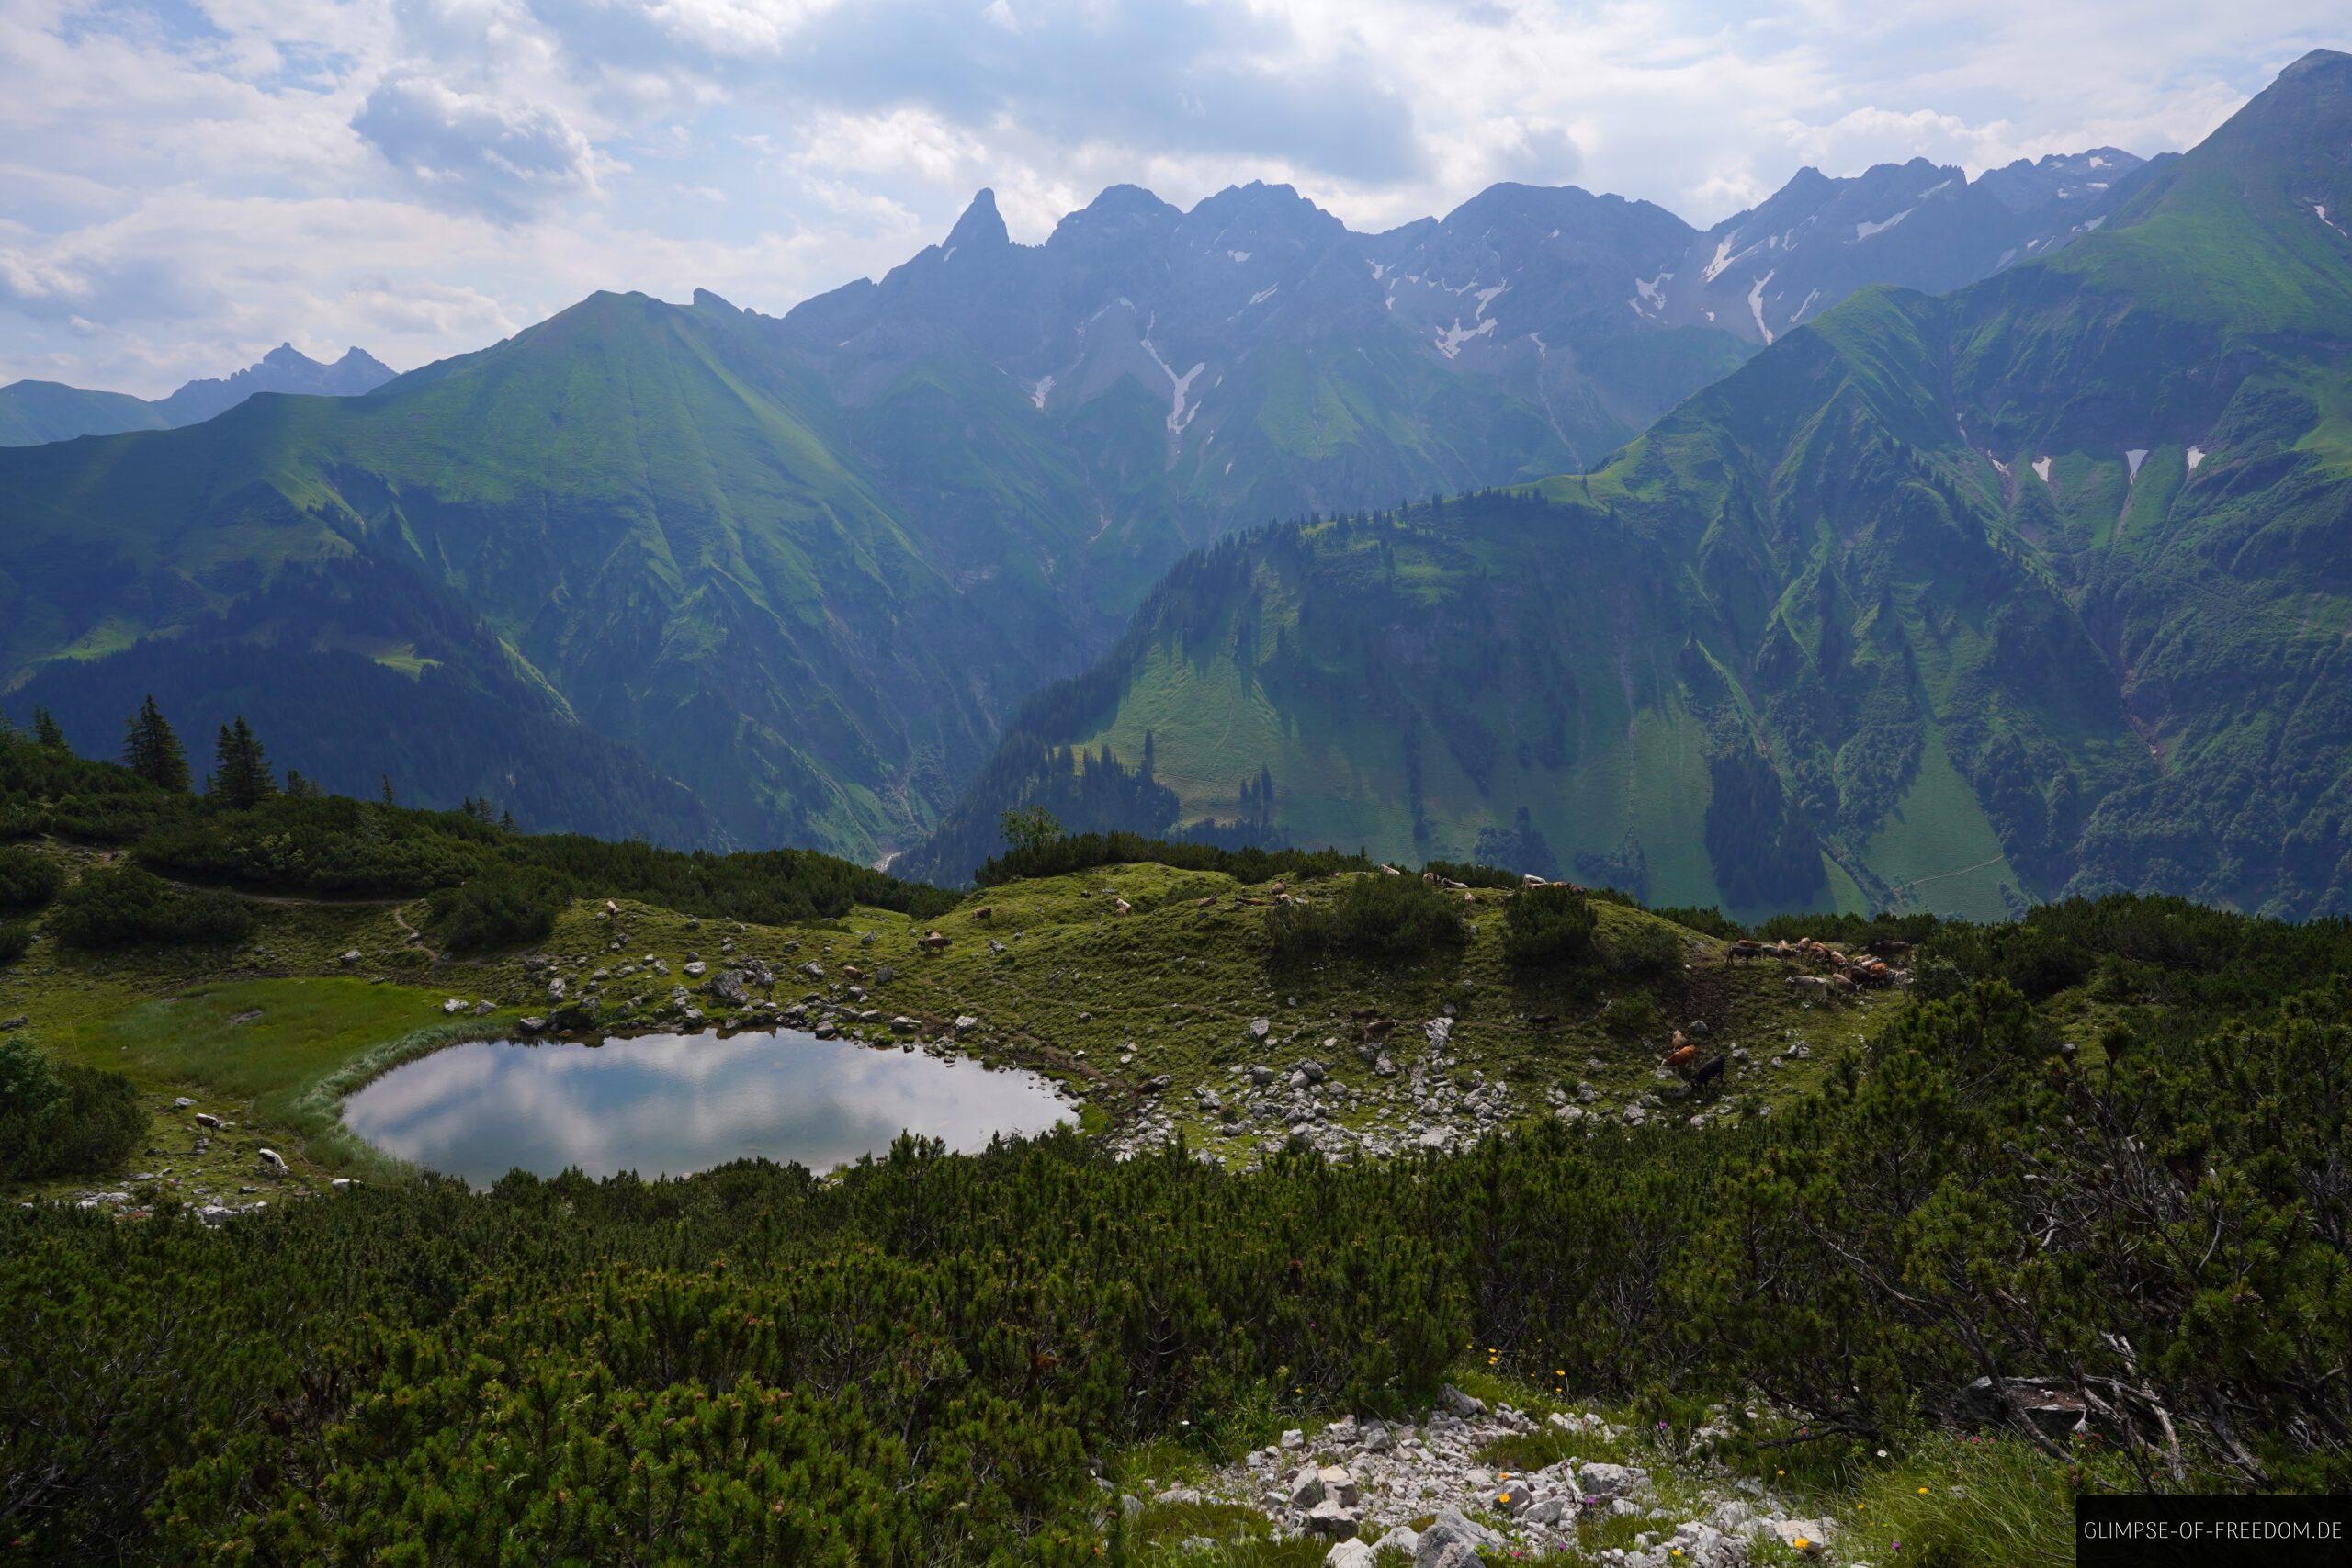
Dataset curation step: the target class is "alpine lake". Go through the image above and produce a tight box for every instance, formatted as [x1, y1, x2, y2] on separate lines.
[343, 1028, 1074, 1187]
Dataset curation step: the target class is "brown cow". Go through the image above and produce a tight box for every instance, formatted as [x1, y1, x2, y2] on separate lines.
[1662, 1044, 1699, 1073]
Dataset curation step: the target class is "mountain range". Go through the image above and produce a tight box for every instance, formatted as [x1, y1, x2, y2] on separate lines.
[1, 51, 2345, 919]
[907, 49, 2352, 921]
[0, 344, 395, 447]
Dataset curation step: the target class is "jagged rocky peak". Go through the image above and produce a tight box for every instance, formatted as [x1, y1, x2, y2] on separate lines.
[1182, 180, 1350, 254]
[1046, 184, 1182, 250]
[943, 187, 1012, 252]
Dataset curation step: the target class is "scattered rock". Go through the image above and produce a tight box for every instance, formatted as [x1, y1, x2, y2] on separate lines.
[1305, 1496, 1359, 1539]
[1414, 1507, 1500, 1567]
[1437, 1384, 1486, 1418]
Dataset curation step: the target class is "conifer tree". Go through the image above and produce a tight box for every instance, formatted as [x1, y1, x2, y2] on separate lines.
[208, 717, 276, 809]
[31, 708, 65, 750]
[121, 696, 190, 793]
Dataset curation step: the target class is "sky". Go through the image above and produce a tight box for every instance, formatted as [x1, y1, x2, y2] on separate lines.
[1, 1, 2339, 396]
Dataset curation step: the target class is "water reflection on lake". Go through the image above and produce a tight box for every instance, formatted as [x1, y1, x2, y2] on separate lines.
[342, 1029, 1072, 1187]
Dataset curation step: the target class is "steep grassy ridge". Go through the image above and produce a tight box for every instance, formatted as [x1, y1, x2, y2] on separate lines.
[911, 51, 2352, 919]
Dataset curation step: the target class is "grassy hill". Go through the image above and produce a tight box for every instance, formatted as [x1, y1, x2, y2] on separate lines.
[0, 381, 169, 446]
[0, 292, 1115, 858]
[6, 728, 2350, 1563]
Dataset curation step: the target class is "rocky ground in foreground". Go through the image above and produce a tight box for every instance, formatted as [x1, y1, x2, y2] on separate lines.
[1127, 1385, 1857, 1567]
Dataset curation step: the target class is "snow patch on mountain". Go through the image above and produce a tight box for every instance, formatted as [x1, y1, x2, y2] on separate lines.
[2126, 447, 2149, 480]
[1855, 206, 1914, 242]
[2033, 457, 2053, 483]
[1030, 374, 1055, 410]
[1140, 332, 1207, 441]
[1747, 271, 1777, 344]
[1434, 316, 1498, 358]
[2187, 445, 2207, 470]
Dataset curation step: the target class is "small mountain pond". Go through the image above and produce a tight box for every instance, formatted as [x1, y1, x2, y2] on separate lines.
[342, 1029, 1073, 1187]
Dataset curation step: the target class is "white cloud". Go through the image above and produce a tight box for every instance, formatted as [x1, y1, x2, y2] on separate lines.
[354, 74, 604, 218]
[1, 0, 2344, 393]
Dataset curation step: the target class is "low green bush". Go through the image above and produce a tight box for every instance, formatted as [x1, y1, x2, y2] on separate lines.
[0, 922, 27, 967]
[1267, 874, 1469, 964]
[48, 866, 252, 949]
[426, 866, 571, 954]
[1502, 884, 1598, 966]
[1647, 904, 1745, 941]
[977, 829, 1368, 889]
[0, 845, 62, 910]
[0, 1037, 146, 1182]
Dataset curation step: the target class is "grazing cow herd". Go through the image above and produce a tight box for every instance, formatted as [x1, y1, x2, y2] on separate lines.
[1657, 1022, 1729, 1093]
[1655, 931, 1916, 1093]
[1727, 934, 1913, 998]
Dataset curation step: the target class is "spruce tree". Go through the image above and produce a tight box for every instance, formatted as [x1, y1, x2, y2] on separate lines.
[121, 696, 190, 793]
[209, 717, 276, 809]
[31, 708, 65, 750]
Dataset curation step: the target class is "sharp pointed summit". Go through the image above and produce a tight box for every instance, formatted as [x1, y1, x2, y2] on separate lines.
[944, 188, 1011, 252]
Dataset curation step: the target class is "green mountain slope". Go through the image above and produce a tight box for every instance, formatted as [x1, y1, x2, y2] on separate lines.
[909, 50, 2352, 919]
[0, 381, 169, 446]
[0, 292, 1095, 855]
